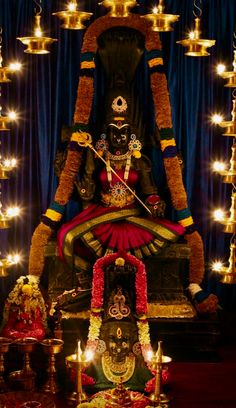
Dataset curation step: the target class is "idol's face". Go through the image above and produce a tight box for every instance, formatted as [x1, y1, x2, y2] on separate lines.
[107, 124, 131, 150]
[107, 327, 131, 362]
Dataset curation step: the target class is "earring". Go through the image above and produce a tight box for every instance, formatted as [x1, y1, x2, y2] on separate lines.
[128, 134, 142, 158]
[95, 133, 109, 157]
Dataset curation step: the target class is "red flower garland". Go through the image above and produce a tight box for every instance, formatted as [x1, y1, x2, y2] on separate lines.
[91, 251, 148, 316]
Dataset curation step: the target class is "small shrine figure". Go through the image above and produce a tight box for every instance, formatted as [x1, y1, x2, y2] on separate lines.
[1, 275, 47, 340]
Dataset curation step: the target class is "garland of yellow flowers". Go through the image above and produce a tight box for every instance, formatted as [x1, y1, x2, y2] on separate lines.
[28, 13, 210, 310]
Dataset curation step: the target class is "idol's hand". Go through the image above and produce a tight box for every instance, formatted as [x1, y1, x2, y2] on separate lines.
[145, 195, 166, 218]
[71, 131, 92, 147]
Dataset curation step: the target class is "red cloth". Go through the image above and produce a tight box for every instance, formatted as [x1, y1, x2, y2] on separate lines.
[1, 307, 46, 341]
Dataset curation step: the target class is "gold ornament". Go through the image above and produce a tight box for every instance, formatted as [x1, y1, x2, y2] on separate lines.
[102, 351, 135, 383]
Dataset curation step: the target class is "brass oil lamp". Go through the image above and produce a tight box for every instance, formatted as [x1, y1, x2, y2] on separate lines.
[66, 341, 93, 407]
[213, 143, 236, 184]
[0, 62, 22, 83]
[217, 50, 236, 88]
[99, 0, 138, 17]
[149, 341, 172, 407]
[0, 254, 20, 277]
[0, 157, 17, 179]
[143, 0, 179, 32]
[215, 241, 236, 284]
[17, 1, 57, 54]
[218, 96, 236, 137]
[53, 1, 93, 30]
[0, 111, 17, 131]
[177, 17, 215, 57]
[0, 27, 22, 83]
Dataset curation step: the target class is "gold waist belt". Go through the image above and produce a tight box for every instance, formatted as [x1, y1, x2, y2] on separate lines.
[101, 184, 135, 208]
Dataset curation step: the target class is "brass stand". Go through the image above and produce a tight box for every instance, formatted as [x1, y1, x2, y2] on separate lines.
[66, 353, 88, 406]
[0, 337, 13, 392]
[40, 338, 64, 394]
[149, 341, 172, 408]
[9, 337, 38, 391]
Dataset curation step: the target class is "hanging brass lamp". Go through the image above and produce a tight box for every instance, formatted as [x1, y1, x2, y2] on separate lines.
[143, 0, 179, 32]
[217, 49, 236, 88]
[0, 254, 21, 277]
[99, 0, 138, 17]
[0, 111, 18, 131]
[0, 28, 22, 83]
[218, 95, 236, 137]
[53, 1, 93, 30]
[17, 1, 57, 54]
[0, 158, 17, 180]
[177, 0, 215, 56]
[216, 241, 236, 284]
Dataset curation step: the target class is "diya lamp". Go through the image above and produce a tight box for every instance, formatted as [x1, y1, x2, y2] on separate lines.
[99, 0, 138, 18]
[66, 340, 94, 406]
[216, 49, 236, 88]
[212, 240, 236, 284]
[177, 0, 215, 57]
[0, 61, 22, 83]
[0, 27, 22, 83]
[213, 95, 236, 138]
[17, 1, 57, 54]
[143, 0, 179, 32]
[0, 204, 21, 230]
[0, 337, 13, 392]
[40, 338, 64, 394]
[0, 253, 21, 277]
[148, 341, 172, 407]
[0, 157, 17, 180]
[0, 110, 18, 131]
[53, 1, 93, 30]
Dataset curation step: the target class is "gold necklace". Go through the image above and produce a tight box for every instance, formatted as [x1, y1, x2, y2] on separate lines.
[102, 351, 135, 384]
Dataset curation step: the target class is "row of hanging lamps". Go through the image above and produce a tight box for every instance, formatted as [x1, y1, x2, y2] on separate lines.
[17, 0, 57, 54]
[53, 0, 93, 30]
[211, 34, 236, 284]
[177, 0, 215, 56]
[143, 0, 179, 32]
[0, 28, 21, 276]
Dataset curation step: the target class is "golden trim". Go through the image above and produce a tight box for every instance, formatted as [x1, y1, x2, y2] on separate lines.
[160, 138, 176, 151]
[127, 216, 180, 241]
[179, 216, 194, 227]
[44, 209, 62, 222]
[63, 208, 141, 265]
[148, 57, 163, 67]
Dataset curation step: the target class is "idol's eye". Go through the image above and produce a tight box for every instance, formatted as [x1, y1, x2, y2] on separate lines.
[121, 134, 127, 141]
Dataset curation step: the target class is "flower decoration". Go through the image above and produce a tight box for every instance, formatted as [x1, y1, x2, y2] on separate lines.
[86, 251, 152, 363]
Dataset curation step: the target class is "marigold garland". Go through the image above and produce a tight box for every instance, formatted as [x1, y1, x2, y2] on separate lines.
[184, 230, 205, 285]
[29, 223, 53, 276]
[150, 73, 173, 129]
[163, 157, 188, 210]
[73, 76, 94, 124]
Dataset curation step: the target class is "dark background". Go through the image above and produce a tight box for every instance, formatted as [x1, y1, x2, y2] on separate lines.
[0, 0, 236, 308]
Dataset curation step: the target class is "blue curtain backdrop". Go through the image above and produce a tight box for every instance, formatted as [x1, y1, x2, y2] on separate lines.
[0, 0, 235, 307]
